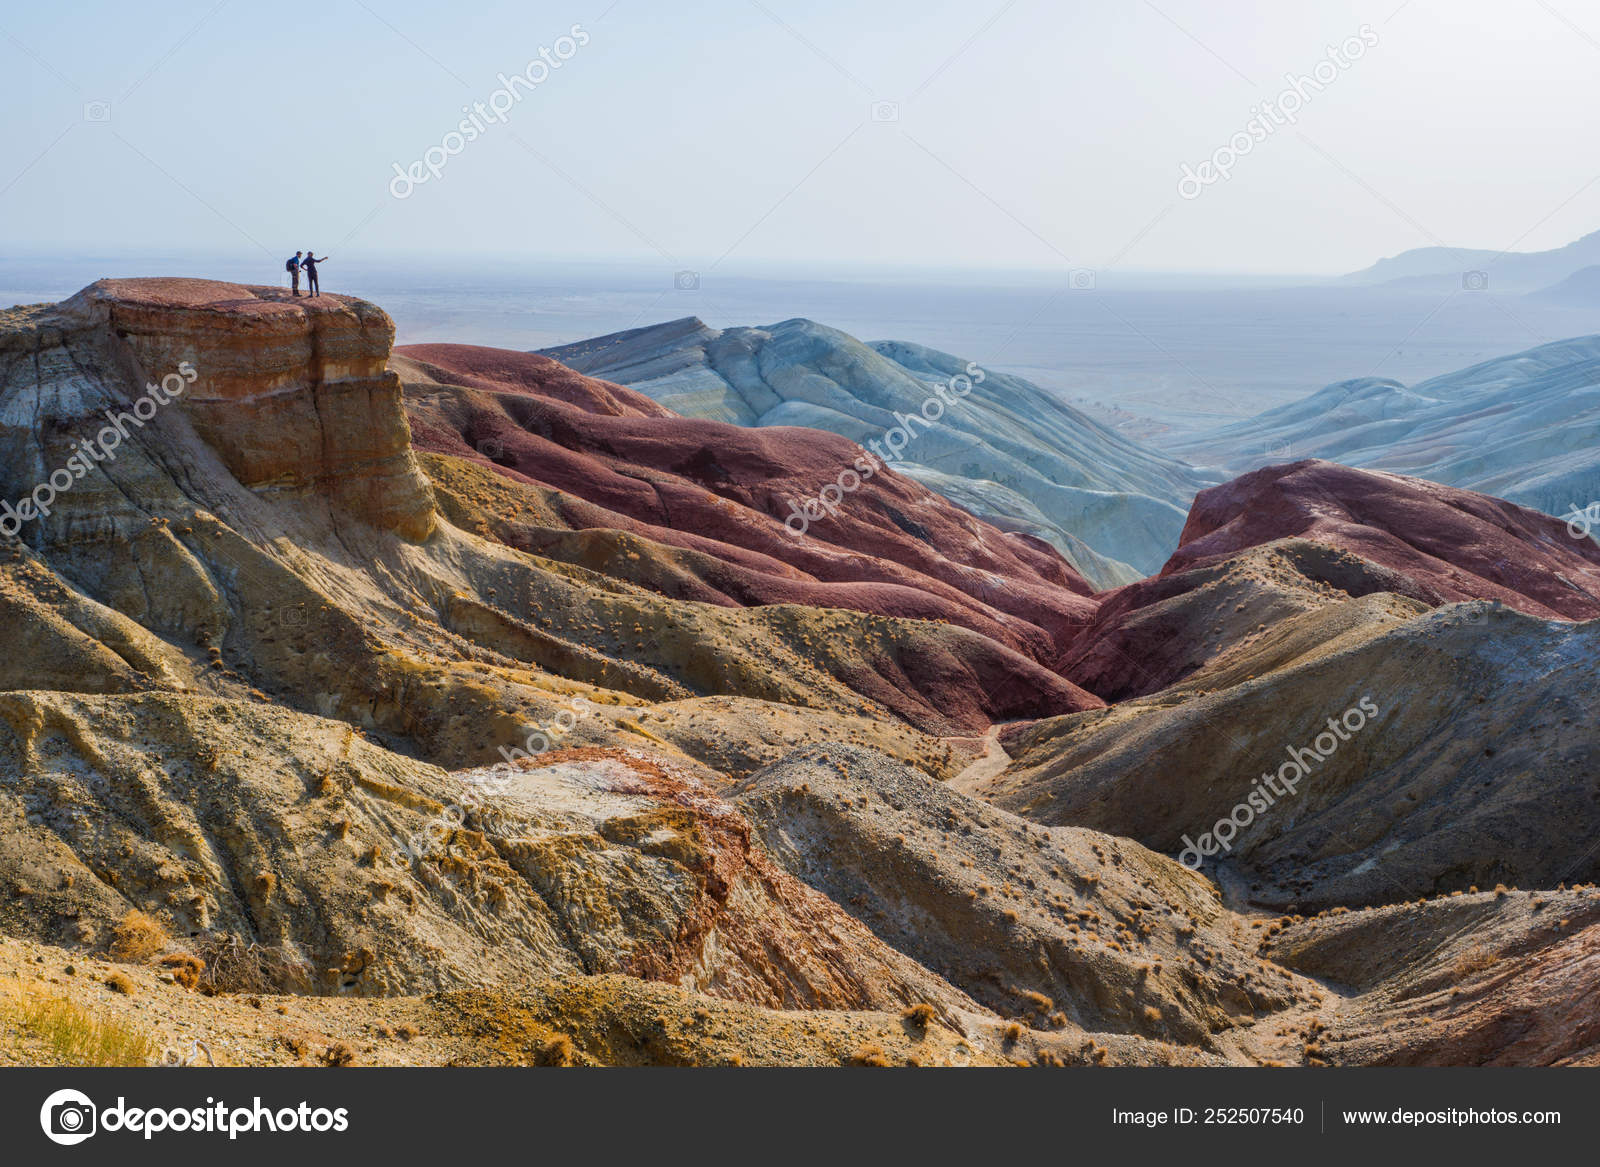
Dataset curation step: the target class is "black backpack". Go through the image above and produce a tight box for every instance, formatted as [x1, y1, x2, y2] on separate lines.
[285, 258, 298, 274]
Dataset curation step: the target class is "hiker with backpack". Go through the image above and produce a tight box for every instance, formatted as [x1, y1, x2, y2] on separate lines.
[285, 251, 303, 295]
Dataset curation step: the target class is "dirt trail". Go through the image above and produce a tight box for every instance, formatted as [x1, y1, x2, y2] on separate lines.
[948, 723, 1014, 796]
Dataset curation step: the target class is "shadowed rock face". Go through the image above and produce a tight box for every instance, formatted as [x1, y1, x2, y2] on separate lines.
[993, 604, 1600, 910]
[58, 279, 435, 540]
[735, 745, 1316, 1045]
[1259, 888, 1600, 1066]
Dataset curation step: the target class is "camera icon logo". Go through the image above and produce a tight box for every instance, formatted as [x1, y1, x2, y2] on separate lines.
[1264, 440, 1292, 461]
[1462, 270, 1489, 291]
[82, 101, 112, 123]
[870, 100, 900, 122]
[476, 437, 505, 461]
[673, 270, 700, 291]
[1068, 268, 1096, 290]
[41, 1089, 97, 1146]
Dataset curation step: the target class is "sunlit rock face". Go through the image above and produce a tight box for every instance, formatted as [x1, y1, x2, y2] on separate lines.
[58, 278, 435, 540]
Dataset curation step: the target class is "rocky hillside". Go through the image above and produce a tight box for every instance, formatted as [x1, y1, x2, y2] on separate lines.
[2, 278, 1597, 1068]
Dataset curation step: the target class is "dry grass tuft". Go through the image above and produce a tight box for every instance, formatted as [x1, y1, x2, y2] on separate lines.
[1452, 941, 1499, 980]
[158, 953, 206, 991]
[104, 972, 134, 995]
[2, 985, 155, 1065]
[900, 1002, 937, 1032]
[536, 1034, 579, 1067]
[109, 909, 168, 963]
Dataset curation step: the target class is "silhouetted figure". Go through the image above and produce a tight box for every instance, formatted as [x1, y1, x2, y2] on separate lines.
[286, 251, 303, 296]
[302, 251, 328, 297]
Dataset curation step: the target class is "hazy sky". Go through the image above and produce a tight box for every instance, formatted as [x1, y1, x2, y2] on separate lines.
[5, 0, 1598, 275]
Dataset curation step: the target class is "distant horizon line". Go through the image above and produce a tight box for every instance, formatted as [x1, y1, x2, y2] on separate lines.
[0, 245, 1352, 283]
[5, 224, 1594, 283]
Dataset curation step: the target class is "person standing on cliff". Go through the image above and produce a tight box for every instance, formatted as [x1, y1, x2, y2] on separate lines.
[285, 251, 303, 296]
[302, 251, 328, 297]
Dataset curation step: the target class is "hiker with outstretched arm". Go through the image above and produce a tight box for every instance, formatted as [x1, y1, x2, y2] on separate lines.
[285, 251, 303, 295]
[302, 251, 328, 297]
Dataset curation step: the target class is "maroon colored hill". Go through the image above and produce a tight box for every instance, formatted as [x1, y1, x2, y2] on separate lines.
[1168, 460, 1600, 620]
[394, 343, 1100, 672]
[1054, 459, 1600, 701]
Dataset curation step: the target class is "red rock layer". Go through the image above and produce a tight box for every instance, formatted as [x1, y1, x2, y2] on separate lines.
[1168, 460, 1600, 620]
[396, 343, 1099, 663]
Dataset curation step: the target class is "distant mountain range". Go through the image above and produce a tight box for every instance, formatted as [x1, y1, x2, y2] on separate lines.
[540, 318, 1215, 587]
[1342, 228, 1600, 294]
[1169, 334, 1600, 520]
[1530, 264, 1600, 307]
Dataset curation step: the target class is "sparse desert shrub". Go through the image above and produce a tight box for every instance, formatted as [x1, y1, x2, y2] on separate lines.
[848, 1044, 890, 1067]
[158, 953, 206, 991]
[1001, 1023, 1022, 1045]
[1142, 1005, 1163, 1025]
[192, 932, 311, 994]
[1452, 942, 1499, 980]
[901, 1003, 937, 1032]
[321, 1041, 355, 1067]
[109, 909, 168, 963]
[396, 1022, 419, 1041]
[1017, 990, 1053, 1020]
[536, 1034, 579, 1067]
[105, 972, 134, 995]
